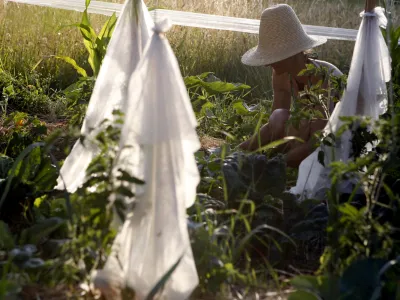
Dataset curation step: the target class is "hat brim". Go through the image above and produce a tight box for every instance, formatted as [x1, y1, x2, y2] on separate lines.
[241, 36, 327, 67]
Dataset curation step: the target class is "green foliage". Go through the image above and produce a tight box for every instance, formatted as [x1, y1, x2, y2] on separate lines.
[290, 73, 400, 298]
[33, 0, 117, 79]
[0, 10, 399, 296]
[1, 0, 399, 298]
[0, 221, 14, 250]
[288, 63, 346, 130]
[58, 1, 116, 125]
[189, 198, 269, 293]
[0, 69, 62, 115]
[60, 110, 145, 285]
[185, 72, 251, 95]
[76, 0, 117, 78]
[186, 72, 270, 141]
[62, 76, 95, 127]
[19, 217, 65, 245]
[0, 110, 147, 296]
[290, 257, 400, 300]
[382, 24, 400, 92]
[0, 143, 57, 216]
[30, 0, 117, 128]
[0, 112, 48, 158]
[145, 256, 183, 300]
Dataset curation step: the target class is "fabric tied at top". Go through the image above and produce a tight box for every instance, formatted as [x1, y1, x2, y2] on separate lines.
[55, 0, 153, 193]
[96, 16, 200, 299]
[291, 6, 391, 201]
[56, 0, 200, 298]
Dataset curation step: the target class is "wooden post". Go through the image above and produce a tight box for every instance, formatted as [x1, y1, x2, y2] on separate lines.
[365, 0, 377, 12]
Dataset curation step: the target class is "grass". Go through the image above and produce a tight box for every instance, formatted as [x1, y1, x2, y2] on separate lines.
[1, 0, 399, 99]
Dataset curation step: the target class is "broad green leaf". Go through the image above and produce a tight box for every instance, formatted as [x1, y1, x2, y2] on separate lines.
[233, 101, 251, 116]
[200, 101, 215, 116]
[198, 72, 214, 79]
[89, 51, 102, 77]
[32, 161, 58, 192]
[81, 8, 94, 37]
[184, 76, 203, 88]
[291, 275, 340, 300]
[54, 56, 88, 77]
[117, 169, 145, 185]
[116, 186, 135, 198]
[191, 98, 208, 113]
[288, 291, 319, 300]
[20, 217, 66, 245]
[3, 84, 15, 96]
[34, 195, 46, 208]
[0, 142, 45, 211]
[184, 72, 213, 86]
[79, 10, 98, 74]
[234, 223, 295, 261]
[184, 75, 250, 95]
[0, 221, 15, 250]
[201, 81, 250, 95]
[17, 146, 42, 184]
[254, 136, 304, 152]
[338, 203, 360, 219]
[98, 13, 117, 41]
[145, 255, 183, 300]
[290, 275, 319, 299]
[392, 26, 400, 52]
[0, 156, 13, 179]
[340, 258, 387, 300]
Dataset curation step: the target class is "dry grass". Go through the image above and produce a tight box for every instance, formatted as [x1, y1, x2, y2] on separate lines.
[1, 0, 399, 95]
[200, 135, 226, 150]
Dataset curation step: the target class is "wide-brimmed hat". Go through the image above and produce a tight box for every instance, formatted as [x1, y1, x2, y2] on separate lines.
[242, 4, 327, 67]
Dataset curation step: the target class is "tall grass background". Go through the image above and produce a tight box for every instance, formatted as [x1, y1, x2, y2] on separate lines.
[0, 0, 399, 97]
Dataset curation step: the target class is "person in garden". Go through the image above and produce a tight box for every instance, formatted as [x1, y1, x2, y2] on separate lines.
[239, 4, 343, 168]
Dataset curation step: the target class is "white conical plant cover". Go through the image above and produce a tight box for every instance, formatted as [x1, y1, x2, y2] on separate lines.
[291, 7, 391, 201]
[97, 19, 200, 299]
[55, 0, 154, 193]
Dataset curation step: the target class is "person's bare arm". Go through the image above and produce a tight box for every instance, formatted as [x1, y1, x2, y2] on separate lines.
[285, 139, 314, 168]
[285, 119, 326, 168]
[271, 70, 292, 112]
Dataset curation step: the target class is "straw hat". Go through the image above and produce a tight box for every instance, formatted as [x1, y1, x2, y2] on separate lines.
[242, 4, 327, 67]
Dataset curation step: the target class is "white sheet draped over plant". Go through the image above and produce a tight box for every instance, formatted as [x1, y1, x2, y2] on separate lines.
[56, 0, 200, 297]
[96, 18, 200, 300]
[291, 7, 391, 200]
[55, 0, 153, 192]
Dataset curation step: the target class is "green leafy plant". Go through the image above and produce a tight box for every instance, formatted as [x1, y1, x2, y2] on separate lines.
[290, 257, 400, 300]
[288, 63, 346, 131]
[60, 110, 145, 286]
[186, 72, 270, 141]
[0, 112, 48, 158]
[0, 143, 57, 223]
[0, 69, 61, 116]
[32, 0, 117, 127]
[34, 0, 117, 79]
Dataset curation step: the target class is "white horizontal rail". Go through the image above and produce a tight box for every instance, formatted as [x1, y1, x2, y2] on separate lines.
[6, 0, 359, 41]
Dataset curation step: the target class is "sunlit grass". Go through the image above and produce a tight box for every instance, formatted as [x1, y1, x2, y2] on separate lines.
[0, 0, 399, 95]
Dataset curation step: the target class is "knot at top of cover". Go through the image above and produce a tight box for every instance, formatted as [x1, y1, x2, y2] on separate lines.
[153, 18, 172, 35]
